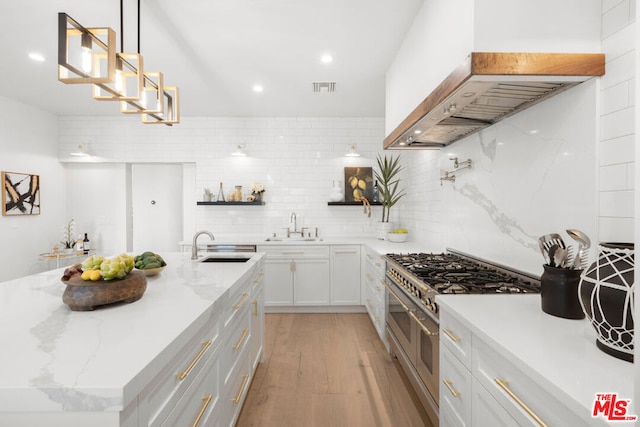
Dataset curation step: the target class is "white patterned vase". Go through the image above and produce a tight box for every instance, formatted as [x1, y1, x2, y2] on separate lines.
[578, 242, 634, 363]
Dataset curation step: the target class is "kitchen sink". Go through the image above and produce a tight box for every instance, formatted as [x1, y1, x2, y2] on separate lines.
[264, 237, 323, 242]
[195, 253, 253, 263]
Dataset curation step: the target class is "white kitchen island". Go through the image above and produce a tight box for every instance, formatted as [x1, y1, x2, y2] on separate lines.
[437, 294, 635, 427]
[0, 252, 265, 427]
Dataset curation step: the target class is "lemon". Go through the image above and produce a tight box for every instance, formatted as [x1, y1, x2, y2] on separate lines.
[81, 270, 92, 281]
[89, 270, 102, 281]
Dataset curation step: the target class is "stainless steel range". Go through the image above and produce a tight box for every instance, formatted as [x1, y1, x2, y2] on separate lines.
[383, 249, 540, 427]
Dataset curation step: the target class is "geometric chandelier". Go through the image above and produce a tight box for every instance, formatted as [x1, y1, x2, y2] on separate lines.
[57, 3, 179, 126]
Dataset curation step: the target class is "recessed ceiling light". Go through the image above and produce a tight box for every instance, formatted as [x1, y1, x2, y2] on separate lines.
[320, 54, 333, 64]
[253, 84, 263, 93]
[28, 52, 45, 62]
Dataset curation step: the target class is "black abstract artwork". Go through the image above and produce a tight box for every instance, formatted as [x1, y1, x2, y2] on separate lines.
[2, 171, 40, 216]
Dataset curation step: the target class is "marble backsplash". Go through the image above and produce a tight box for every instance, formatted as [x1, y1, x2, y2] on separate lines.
[398, 79, 600, 277]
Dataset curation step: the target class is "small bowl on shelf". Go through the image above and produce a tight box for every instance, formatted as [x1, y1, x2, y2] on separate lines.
[137, 265, 166, 276]
[387, 232, 408, 243]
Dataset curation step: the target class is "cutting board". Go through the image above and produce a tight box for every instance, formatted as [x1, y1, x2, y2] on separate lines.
[62, 270, 147, 311]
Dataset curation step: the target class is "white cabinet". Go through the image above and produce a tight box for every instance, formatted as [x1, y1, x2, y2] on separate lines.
[258, 245, 330, 307]
[440, 301, 587, 427]
[330, 245, 361, 305]
[363, 245, 386, 344]
[140, 259, 264, 427]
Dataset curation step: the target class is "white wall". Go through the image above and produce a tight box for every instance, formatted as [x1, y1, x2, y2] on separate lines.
[0, 96, 66, 281]
[385, 0, 602, 136]
[57, 117, 389, 250]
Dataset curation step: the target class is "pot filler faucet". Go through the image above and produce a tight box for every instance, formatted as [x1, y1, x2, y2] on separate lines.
[191, 230, 215, 260]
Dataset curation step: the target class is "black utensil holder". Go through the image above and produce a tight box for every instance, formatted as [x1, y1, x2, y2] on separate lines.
[540, 265, 585, 319]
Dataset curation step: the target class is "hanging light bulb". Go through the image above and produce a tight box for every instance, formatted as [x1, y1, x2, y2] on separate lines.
[114, 57, 123, 93]
[81, 32, 93, 73]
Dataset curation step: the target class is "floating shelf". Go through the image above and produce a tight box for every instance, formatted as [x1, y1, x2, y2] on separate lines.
[328, 201, 382, 206]
[197, 201, 265, 206]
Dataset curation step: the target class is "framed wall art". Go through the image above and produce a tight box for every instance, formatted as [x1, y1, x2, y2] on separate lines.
[2, 171, 40, 216]
[344, 167, 373, 202]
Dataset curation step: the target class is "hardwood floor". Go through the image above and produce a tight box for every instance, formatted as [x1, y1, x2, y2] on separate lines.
[236, 313, 433, 427]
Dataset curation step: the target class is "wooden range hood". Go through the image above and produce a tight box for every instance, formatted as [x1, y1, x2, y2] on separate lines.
[384, 52, 605, 149]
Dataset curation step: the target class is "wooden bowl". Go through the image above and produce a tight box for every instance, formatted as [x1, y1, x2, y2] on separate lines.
[137, 265, 166, 276]
[62, 270, 147, 311]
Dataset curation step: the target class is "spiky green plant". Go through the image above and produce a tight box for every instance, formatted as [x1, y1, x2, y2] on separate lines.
[375, 154, 405, 222]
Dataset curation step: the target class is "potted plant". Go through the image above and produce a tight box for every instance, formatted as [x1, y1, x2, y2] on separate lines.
[375, 154, 405, 239]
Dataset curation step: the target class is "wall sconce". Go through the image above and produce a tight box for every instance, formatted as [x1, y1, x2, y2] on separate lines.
[232, 145, 247, 157]
[345, 145, 360, 157]
[440, 157, 472, 185]
[69, 143, 92, 157]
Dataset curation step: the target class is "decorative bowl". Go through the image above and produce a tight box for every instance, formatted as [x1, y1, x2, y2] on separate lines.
[387, 232, 408, 243]
[62, 270, 147, 311]
[137, 265, 166, 276]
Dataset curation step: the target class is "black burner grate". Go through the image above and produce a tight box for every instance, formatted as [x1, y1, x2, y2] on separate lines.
[386, 252, 540, 294]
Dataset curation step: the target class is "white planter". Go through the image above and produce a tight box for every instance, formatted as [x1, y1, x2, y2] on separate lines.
[376, 221, 395, 240]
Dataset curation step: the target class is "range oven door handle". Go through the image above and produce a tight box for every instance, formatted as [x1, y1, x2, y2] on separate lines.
[383, 279, 438, 337]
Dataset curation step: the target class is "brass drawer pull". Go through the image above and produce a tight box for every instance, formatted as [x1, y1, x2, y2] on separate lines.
[443, 328, 461, 342]
[253, 272, 264, 284]
[233, 292, 249, 310]
[495, 378, 548, 427]
[191, 395, 213, 427]
[252, 300, 258, 316]
[177, 340, 212, 380]
[233, 328, 249, 351]
[442, 379, 460, 397]
[232, 374, 250, 404]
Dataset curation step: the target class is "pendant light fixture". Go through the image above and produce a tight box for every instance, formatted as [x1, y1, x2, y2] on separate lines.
[58, 13, 116, 84]
[58, 0, 180, 126]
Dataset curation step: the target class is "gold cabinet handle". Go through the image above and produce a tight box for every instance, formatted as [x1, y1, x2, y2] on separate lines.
[366, 274, 373, 282]
[191, 395, 213, 427]
[232, 374, 250, 404]
[176, 340, 212, 380]
[366, 299, 373, 310]
[233, 292, 249, 310]
[442, 379, 460, 397]
[374, 315, 381, 323]
[233, 328, 249, 351]
[253, 272, 264, 284]
[252, 300, 258, 316]
[494, 378, 548, 427]
[443, 328, 461, 342]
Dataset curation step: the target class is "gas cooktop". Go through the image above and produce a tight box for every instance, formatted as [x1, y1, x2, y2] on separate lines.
[385, 251, 540, 295]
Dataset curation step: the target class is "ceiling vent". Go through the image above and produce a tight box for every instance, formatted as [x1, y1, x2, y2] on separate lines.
[313, 81, 336, 93]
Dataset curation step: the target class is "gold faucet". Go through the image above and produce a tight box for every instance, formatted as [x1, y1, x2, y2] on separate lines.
[191, 230, 215, 260]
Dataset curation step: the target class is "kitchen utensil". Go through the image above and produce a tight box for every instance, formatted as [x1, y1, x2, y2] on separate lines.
[538, 236, 550, 264]
[554, 247, 568, 268]
[542, 233, 566, 250]
[547, 244, 559, 267]
[566, 229, 591, 269]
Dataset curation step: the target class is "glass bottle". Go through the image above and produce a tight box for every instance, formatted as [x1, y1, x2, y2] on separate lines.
[373, 180, 379, 202]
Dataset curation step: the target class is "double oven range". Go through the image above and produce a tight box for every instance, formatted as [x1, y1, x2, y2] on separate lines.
[383, 249, 541, 426]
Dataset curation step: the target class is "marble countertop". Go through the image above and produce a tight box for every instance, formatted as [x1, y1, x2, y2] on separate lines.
[437, 294, 635, 424]
[180, 235, 438, 254]
[0, 252, 264, 414]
